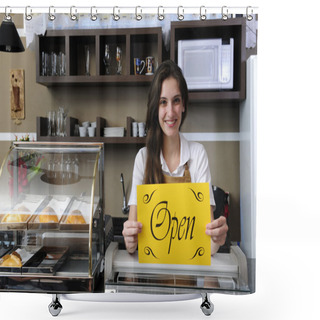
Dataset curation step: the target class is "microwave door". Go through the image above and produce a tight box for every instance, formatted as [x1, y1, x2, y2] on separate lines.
[178, 38, 234, 90]
[182, 48, 219, 90]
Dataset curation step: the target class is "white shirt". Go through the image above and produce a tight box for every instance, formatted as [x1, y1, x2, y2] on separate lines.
[128, 133, 215, 206]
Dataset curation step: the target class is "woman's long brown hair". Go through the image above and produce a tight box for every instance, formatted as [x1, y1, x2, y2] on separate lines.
[144, 60, 188, 184]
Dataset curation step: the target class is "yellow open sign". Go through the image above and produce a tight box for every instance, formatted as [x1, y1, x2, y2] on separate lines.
[137, 182, 211, 265]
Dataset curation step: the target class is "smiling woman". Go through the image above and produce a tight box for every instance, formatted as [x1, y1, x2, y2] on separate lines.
[145, 60, 189, 184]
[158, 77, 185, 147]
[122, 60, 228, 255]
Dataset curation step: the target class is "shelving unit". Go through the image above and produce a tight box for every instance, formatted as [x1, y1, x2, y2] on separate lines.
[170, 18, 246, 102]
[35, 19, 248, 144]
[36, 27, 163, 86]
[36, 116, 146, 144]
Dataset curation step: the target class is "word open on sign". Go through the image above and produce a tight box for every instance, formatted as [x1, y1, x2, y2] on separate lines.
[137, 183, 211, 265]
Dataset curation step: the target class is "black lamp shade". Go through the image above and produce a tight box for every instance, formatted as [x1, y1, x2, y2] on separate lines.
[0, 20, 25, 52]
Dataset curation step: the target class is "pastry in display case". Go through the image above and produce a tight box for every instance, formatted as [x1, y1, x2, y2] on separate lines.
[0, 142, 106, 315]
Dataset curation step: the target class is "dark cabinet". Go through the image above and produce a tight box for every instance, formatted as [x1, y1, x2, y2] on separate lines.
[36, 27, 163, 86]
[170, 18, 246, 101]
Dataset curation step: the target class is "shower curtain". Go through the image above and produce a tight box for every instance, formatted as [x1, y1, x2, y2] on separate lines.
[0, 6, 258, 318]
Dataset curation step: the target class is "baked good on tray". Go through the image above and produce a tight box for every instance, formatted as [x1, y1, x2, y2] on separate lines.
[66, 209, 86, 224]
[1, 205, 31, 223]
[39, 206, 59, 223]
[0, 252, 22, 267]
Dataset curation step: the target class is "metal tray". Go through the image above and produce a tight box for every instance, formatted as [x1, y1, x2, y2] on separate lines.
[0, 213, 31, 230]
[0, 196, 46, 230]
[21, 246, 69, 274]
[0, 246, 41, 273]
[59, 198, 94, 231]
[27, 196, 71, 230]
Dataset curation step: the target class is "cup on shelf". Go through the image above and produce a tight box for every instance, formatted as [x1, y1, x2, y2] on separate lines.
[56, 109, 65, 137]
[58, 52, 66, 76]
[88, 126, 96, 137]
[138, 122, 146, 137]
[47, 111, 56, 136]
[132, 122, 138, 137]
[41, 52, 47, 76]
[51, 52, 58, 76]
[79, 126, 87, 137]
[91, 121, 96, 128]
[146, 56, 155, 75]
[82, 121, 90, 128]
[74, 124, 80, 136]
[134, 58, 145, 75]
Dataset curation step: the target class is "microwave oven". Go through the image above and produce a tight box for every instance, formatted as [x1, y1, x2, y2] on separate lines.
[178, 38, 234, 90]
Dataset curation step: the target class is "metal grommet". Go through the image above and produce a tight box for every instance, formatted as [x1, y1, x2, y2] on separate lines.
[5, 6, 12, 21]
[177, 6, 184, 21]
[70, 6, 78, 21]
[25, 6, 33, 21]
[135, 6, 142, 21]
[200, 6, 206, 21]
[246, 6, 253, 21]
[221, 6, 228, 21]
[158, 6, 164, 21]
[49, 6, 56, 21]
[113, 6, 120, 21]
[90, 6, 98, 21]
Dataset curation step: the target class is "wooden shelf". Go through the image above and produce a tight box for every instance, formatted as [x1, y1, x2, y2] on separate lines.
[36, 136, 146, 144]
[36, 28, 162, 86]
[36, 75, 154, 86]
[37, 116, 146, 145]
[170, 18, 246, 102]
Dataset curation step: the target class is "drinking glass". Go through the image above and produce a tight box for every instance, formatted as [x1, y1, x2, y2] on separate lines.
[56, 109, 64, 137]
[59, 52, 66, 76]
[51, 52, 57, 76]
[45, 53, 51, 76]
[47, 111, 56, 136]
[116, 46, 122, 75]
[41, 52, 47, 76]
[61, 52, 66, 76]
[103, 44, 111, 75]
[47, 157, 55, 180]
[85, 45, 90, 76]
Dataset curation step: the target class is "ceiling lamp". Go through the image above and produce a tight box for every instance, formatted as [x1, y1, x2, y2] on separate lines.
[0, 10, 25, 53]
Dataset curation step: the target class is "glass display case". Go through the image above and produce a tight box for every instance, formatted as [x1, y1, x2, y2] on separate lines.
[0, 141, 252, 317]
[0, 142, 105, 300]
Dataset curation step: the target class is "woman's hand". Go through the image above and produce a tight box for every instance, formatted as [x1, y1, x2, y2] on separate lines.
[122, 220, 142, 254]
[205, 216, 228, 254]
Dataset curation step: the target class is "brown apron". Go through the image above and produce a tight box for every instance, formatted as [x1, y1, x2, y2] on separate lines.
[163, 163, 191, 183]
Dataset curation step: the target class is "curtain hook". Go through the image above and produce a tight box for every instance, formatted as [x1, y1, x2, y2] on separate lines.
[135, 6, 142, 21]
[25, 6, 33, 21]
[158, 6, 164, 21]
[113, 6, 120, 21]
[221, 6, 228, 21]
[70, 6, 78, 21]
[246, 6, 253, 21]
[5, 6, 12, 21]
[49, 6, 56, 21]
[177, 6, 184, 21]
[90, 6, 98, 21]
[200, 6, 206, 21]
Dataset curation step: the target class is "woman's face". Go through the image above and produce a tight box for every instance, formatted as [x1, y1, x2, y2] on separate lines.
[158, 76, 185, 139]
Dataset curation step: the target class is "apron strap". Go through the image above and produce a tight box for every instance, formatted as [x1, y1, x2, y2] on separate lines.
[163, 162, 191, 183]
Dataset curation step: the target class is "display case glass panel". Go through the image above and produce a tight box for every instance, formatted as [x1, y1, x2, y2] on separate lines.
[0, 142, 105, 293]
